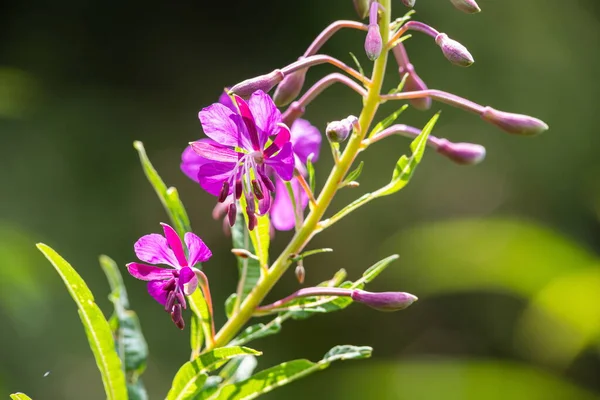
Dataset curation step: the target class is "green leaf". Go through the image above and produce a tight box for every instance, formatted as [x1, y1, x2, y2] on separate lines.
[133, 141, 191, 237]
[190, 314, 205, 360]
[341, 161, 364, 187]
[100, 255, 149, 400]
[375, 112, 439, 197]
[10, 393, 32, 400]
[387, 71, 409, 95]
[229, 317, 284, 346]
[225, 293, 237, 319]
[368, 105, 409, 138]
[290, 248, 333, 262]
[306, 153, 316, 194]
[239, 195, 270, 269]
[219, 355, 258, 383]
[348, 52, 365, 80]
[211, 345, 371, 399]
[189, 289, 213, 353]
[231, 205, 261, 302]
[37, 244, 127, 400]
[357, 254, 399, 285]
[167, 346, 262, 400]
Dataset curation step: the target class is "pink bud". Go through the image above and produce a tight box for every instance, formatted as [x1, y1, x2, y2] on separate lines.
[481, 107, 549, 136]
[435, 33, 474, 67]
[364, 1, 383, 61]
[450, 0, 481, 13]
[273, 66, 307, 107]
[436, 139, 486, 165]
[401, 0, 416, 7]
[229, 69, 284, 98]
[326, 115, 358, 142]
[351, 289, 418, 311]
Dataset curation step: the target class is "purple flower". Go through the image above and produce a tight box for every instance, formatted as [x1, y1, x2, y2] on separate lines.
[182, 91, 321, 232]
[189, 90, 295, 230]
[126, 223, 212, 329]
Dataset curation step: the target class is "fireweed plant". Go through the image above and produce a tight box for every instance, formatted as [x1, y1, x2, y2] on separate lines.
[27, 1, 549, 399]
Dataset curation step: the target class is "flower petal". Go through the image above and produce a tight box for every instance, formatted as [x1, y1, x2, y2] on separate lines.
[271, 177, 307, 231]
[290, 118, 322, 164]
[134, 233, 178, 267]
[161, 223, 187, 267]
[248, 90, 281, 143]
[197, 161, 237, 197]
[234, 95, 262, 151]
[181, 143, 212, 183]
[185, 232, 213, 266]
[264, 142, 294, 181]
[263, 123, 291, 158]
[127, 262, 174, 281]
[190, 139, 239, 163]
[147, 280, 169, 306]
[199, 102, 250, 149]
[178, 266, 199, 296]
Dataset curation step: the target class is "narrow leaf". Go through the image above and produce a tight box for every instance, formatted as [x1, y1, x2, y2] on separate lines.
[211, 345, 371, 399]
[225, 293, 237, 319]
[229, 317, 284, 347]
[348, 52, 365, 80]
[290, 248, 333, 262]
[368, 105, 409, 138]
[231, 205, 261, 302]
[306, 153, 316, 194]
[239, 195, 270, 269]
[133, 141, 191, 237]
[37, 244, 127, 400]
[167, 347, 262, 400]
[10, 394, 32, 400]
[342, 161, 364, 186]
[375, 112, 440, 197]
[357, 254, 400, 285]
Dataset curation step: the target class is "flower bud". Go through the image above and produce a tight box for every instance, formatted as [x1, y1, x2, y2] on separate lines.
[401, 66, 432, 111]
[351, 289, 418, 311]
[450, 0, 481, 13]
[436, 139, 486, 165]
[326, 115, 358, 143]
[364, 2, 383, 61]
[481, 107, 549, 136]
[435, 33, 474, 67]
[353, 0, 370, 19]
[295, 264, 305, 284]
[401, 0, 416, 7]
[229, 69, 285, 98]
[273, 66, 307, 107]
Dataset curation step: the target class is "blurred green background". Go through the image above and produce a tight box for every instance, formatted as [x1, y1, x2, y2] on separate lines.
[1, 0, 600, 398]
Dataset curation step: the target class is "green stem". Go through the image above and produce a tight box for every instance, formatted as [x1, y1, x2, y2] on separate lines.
[207, 0, 392, 350]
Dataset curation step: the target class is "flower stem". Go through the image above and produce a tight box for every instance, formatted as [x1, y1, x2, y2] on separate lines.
[207, 0, 392, 351]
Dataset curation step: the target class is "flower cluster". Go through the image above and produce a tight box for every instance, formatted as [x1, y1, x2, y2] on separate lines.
[120, 2, 548, 394]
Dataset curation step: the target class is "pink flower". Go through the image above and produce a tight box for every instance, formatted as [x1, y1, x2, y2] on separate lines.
[126, 223, 212, 329]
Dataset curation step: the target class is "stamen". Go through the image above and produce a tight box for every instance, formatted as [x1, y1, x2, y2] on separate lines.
[235, 179, 243, 199]
[171, 304, 185, 330]
[218, 181, 230, 203]
[175, 291, 187, 310]
[252, 180, 264, 200]
[163, 278, 176, 292]
[165, 291, 176, 312]
[258, 169, 276, 192]
[228, 202, 237, 226]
